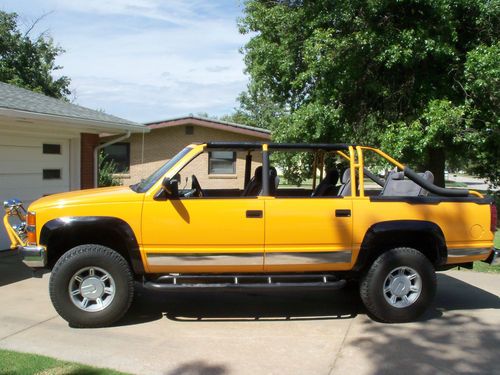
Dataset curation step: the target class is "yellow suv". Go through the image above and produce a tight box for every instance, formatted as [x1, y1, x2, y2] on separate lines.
[4, 142, 497, 327]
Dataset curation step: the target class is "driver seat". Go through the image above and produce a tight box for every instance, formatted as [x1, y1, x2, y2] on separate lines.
[242, 166, 279, 196]
[243, 166, 263, 196]
[311, 169, 339, 197]
[337, 168, 353, 196]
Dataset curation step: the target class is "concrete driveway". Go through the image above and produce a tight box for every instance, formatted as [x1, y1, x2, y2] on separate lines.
[0, 251, 499, 375]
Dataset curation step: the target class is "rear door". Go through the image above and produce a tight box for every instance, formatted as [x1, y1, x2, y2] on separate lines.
[263, 197, 353, 272]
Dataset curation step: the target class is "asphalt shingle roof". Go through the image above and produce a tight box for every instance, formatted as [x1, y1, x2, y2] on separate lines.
[0, 82, 143, 129]
[146, 115, 271, 135]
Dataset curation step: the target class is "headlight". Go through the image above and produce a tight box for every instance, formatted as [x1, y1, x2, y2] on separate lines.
[3, 198, 23, 212]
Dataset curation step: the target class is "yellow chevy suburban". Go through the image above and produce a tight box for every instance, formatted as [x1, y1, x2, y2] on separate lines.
[4, 142, 498, 327]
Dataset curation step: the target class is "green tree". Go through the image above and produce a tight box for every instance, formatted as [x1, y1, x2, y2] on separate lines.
[239, 0, 499, 187]
[0, 11, 71, 99]
[221, 82, 285, 129]
[463, 42, 500, 188]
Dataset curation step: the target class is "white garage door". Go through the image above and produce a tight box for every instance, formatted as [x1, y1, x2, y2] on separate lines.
[0, 134, 70, 250]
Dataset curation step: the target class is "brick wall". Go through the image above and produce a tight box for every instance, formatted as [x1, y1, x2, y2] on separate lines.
[80, 133, 99, 189]
[121, 125, 266, 189]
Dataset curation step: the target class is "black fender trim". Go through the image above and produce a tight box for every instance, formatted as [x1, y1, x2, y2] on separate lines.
[40, 216, 144, 275]
[354, 220, 447, 271]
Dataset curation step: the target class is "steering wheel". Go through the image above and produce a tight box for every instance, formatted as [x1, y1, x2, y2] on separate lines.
[191, 175, 204, 197]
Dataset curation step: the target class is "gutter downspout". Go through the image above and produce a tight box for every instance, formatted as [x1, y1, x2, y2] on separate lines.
[93, 131, 131, 188]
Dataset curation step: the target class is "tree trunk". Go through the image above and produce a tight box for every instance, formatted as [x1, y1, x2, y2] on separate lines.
[426, 147, 446, 188]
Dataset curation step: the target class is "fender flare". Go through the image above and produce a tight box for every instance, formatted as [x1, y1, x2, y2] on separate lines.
[353, 220, 447, 271]
[40, 216, 144, 275]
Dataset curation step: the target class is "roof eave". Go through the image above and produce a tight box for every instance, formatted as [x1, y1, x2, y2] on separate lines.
[0, 107, 149, 134]
[147, 117, 270, 139]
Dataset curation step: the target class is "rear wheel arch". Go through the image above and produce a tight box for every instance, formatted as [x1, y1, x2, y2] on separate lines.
[354, 220, 447, 272]
[40, 217, 144, 275]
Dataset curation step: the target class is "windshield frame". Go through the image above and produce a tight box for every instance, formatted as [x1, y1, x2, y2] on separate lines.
[131, 147, 193, 193]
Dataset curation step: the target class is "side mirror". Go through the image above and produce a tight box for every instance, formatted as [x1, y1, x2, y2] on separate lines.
[162, 177, 179, 198]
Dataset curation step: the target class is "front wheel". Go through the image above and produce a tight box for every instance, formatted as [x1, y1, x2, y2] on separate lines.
[360, 247, 436, 323]
[49, 245, 134, 328]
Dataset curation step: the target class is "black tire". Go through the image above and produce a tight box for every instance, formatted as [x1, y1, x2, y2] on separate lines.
[360, 247, 436, 323]
[49, 244, 134, 328]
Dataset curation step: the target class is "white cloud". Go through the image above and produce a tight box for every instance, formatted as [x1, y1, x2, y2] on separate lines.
[43, 0, 230, 25]
[72, 76, 245, 122]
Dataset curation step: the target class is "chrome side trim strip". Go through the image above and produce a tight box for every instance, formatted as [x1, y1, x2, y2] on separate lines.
[265, 250, 352, 265]
[147, 252, 263, 266]
[447, 247, 491, 257]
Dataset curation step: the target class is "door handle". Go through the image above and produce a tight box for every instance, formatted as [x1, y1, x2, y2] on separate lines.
[335, 209, 351, 217]
[246, 210, 263, 218]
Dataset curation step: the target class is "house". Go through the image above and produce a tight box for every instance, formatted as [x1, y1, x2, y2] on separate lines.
[105, 116, 271, 189]
[0, 82, 147, 249]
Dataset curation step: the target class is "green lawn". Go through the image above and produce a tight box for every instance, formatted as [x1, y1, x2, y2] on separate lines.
[471, 230, 499, 274]
[0, 349, 129, 375]
[444, 180, 468, 188]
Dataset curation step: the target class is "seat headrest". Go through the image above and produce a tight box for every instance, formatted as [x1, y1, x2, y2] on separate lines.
[341, 168, 351, 184]
[255, 166, 277, 178]
[388, 171, 405, 181]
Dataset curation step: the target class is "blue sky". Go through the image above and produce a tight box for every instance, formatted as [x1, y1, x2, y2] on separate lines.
[1, 0, 250, 122]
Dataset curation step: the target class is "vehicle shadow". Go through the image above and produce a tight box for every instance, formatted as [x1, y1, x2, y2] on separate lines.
[166, 360, 228, 375]
[116, 284, 363, 326]
[348, 274, 500, 375]
[0, 250, 47, 286]
[116, 273, 499, 327]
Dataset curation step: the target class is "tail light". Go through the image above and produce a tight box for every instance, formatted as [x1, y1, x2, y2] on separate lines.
[27, 211, 36, 244]
[491, 204, 497, 233]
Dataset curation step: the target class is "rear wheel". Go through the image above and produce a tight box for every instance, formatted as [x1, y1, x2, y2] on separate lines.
[360, 247, 436, 323]
[49, 244, 134, 328]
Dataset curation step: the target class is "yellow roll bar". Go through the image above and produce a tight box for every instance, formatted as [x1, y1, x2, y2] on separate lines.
[345, 146, 483, 198]
[3, 213, 26, 249]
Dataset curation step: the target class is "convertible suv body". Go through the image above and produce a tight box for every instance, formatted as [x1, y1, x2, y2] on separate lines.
[4, 142, 498, 327]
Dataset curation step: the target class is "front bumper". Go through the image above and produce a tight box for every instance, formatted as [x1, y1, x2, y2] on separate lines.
[19, 245, 47, 268]
[484, 248, 500, 266]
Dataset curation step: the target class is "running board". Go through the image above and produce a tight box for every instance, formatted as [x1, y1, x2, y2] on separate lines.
[143, 274, 346, 290]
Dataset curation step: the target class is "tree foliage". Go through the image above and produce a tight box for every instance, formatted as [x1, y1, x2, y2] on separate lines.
[0, 11, 71, 99]
[98, 151, 122, 187]
[222, 82, 286, 129]
[239, 0, 499, 187]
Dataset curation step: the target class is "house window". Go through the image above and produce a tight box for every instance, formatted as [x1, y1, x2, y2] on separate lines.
[185, 125, 194, 135]
[102, 143, 130, 173]
[43, 169, 61, 180]
[43, 144, 61, 154]
[208, 151, 236, 174]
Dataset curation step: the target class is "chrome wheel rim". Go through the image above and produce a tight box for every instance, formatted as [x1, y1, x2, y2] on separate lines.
[69, 267, 115, 312]
[383, 266, 422, 308]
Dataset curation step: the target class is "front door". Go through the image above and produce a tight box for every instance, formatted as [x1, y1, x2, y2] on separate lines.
[142, 198, 265, 273]
[263, 197, 353, 272]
